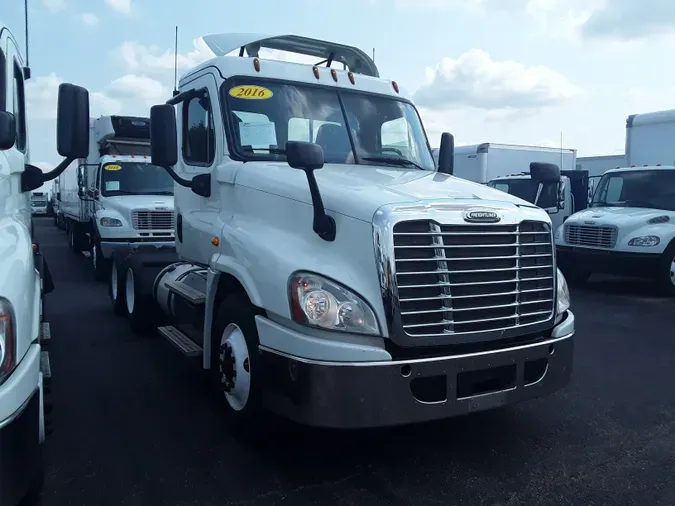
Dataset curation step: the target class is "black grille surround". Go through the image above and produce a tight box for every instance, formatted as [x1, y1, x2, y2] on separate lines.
[388, 219, 556, 346]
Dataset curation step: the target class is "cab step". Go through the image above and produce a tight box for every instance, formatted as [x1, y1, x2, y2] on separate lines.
[40, 351, 51, 380]
[164, 279, 206, 305]
[158, 325, 203, 357]
[39, 322, 51, 343]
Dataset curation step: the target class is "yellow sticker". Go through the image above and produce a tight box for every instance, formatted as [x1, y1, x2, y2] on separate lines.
[104, 164, 122, 171]
[228, 85, 273, 100]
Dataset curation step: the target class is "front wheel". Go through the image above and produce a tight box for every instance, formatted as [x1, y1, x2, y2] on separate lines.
[124, 265, 157, 335]
[109, 255, 126, 317]
[657, 242, 675, 296]
[91, 236, 110, 282]
[211, 295, 263, 430]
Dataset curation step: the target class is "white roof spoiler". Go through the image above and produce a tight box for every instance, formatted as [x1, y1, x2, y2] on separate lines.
[201, 33, 380, 78]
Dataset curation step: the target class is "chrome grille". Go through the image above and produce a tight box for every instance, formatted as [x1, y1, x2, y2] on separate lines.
[392, 220, 555, 337]
[132, 210, 174, 230]
[564, 224, 617, 248]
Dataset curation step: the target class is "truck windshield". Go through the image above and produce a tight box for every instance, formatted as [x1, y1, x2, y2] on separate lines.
[488, 179, 558, 208]
[591, 169, 675, 211]
[222, 78, 435, 171]
[100, 162, 174, 197]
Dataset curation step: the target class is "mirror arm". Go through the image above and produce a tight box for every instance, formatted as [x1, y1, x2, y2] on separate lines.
[161, 164, 193, 188]
[303, 170, 335, 242]
[39, 157, 76, 183]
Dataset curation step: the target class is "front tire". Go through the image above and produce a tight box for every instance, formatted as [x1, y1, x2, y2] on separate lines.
[211, 295, 263, 430]
[124, 265, 156, 335]
[657, 242, 675, 296]
[109, 254, 126, 317]
[91, 236, 110, 282]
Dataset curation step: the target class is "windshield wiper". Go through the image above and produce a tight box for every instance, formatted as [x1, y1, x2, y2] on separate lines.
[362, 156, 424, 171]
[143, 191, 173, 195]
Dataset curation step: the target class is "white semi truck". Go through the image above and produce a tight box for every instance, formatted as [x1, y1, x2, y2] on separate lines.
[487, 168, 591, 232]
[438, 143, 577, 184]
[106, 33, 575, 430]
[30, 191, 48, 215]
[555, 165, 675, 293]
[576, 154, 624, 199]
[1, 19, 91, 506]
[60, 115, 175, 280]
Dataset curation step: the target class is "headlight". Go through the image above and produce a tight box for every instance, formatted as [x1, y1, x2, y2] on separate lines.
[556, 268, 570, 316]
[628, 235, 660, 247]
[0, 298, 17, 383]
[100, 217, 123, 227]
[289, 272, 380, 336]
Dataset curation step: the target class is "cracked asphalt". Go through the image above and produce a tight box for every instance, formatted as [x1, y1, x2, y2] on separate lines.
[34, 217, 675, 506]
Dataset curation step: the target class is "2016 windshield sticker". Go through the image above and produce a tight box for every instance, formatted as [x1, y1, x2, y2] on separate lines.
[229, 85, 273, 100]
[105, 164, 122, 171]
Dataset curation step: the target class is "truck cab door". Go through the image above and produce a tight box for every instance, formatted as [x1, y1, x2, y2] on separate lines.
[174, 72, 224, 264]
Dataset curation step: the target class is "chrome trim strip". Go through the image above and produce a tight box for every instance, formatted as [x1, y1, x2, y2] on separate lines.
[258, 331, 573, 367]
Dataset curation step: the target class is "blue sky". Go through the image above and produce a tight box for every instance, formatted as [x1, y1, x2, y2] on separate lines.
[5, 0, 675, 187]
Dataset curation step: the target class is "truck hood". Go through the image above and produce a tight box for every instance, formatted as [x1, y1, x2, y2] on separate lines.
[568, 206, 673, 227]
[101, 195, 174, 213]
[237, 163, 537, 221]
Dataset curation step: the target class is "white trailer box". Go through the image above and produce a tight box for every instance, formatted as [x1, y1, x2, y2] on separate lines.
[436, 143, 577, 184]
[626, 109, 675, 167]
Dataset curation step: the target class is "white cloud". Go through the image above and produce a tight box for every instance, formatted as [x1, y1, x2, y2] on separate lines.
[414, 49, 582, 112]
[81, 13, 99, 27]
[580, 0, 675, 40]
[119, 39, 213, 73]
[42, 0, 66, 12]
[26, 72, 166, 123]
[104, 75, 168, 105]
[117, 38, 318, 76]
[105, 0, 132, 15]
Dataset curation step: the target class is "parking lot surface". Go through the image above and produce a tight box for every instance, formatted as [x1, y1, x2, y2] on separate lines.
[34, 217, 675, 506]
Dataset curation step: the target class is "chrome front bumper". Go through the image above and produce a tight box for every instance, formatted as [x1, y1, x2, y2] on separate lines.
[260, 311, 575, 429]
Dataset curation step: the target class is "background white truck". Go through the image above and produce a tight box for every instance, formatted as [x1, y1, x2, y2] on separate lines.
[60, 115, 175, 280]
[576, 154, 624, 199]
[487, 167, 590, 232]
[1, 19, 91, 505]
[625, 109, 675, 167]
[555, 165, 675, 293]
[30, 191, 48, 215]
[102, 32, 574, 432]
[436, 143, 577, 184]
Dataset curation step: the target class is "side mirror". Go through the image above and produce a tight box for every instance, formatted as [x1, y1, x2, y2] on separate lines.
[285, 141, 335, 241]
[530, 162, 561, 182]
[77, 165, 84, 186]
[21, 164, 45, 192]
[437, 132, 454, 175]
[150, 104, 178, 167]
[286, 140, 324, 171]
[57, 83, 90, 159]
[78, 186, 86, 198]
[0, 112, 17, 151]
[557, 180, 566, 210]
[56, 192, 61, 201]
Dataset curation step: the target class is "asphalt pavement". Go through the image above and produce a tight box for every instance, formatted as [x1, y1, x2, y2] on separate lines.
[34, 217, 675, 506]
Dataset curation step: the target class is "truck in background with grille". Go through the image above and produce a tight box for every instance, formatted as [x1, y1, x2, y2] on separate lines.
[103, 33, 575, 431]
[555, 165, 675, 294]
[59, 115, 175, 281]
